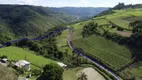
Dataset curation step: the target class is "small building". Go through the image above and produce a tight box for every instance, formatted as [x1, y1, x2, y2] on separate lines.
[15, 60, 30, 70]
[57, 62, 67, 68]
[1, 58, 9, 63]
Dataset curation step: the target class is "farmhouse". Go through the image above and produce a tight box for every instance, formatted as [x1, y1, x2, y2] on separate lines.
[1, 58, 9, 63]
[15, 60, 30, 70]
[57, 62, 67, 68]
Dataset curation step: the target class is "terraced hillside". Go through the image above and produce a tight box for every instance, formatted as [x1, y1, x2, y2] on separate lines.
[72, 36, 131, 70]
[72, 8, 142, 37]
[71, 8, 142, 71]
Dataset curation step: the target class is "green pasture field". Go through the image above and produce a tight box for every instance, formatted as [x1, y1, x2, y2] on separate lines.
[0, 46, 56, 68]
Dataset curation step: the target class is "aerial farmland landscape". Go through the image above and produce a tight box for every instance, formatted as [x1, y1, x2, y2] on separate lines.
[0, 0, 142, 80]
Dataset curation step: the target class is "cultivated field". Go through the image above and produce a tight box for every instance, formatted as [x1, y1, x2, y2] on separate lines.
[72, 36, 132, 70]
[56, 30, 73, 54]
[70, 9, 142, 70]
[120, 61, 142, 80]
[70, 9, 142, 71]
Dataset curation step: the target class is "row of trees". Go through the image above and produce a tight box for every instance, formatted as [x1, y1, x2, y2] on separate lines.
[15, 37, 64, 60]
[127, 21, 142, 60]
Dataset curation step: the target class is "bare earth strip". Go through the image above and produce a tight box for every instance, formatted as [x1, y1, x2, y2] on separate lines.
[79, 67, 106, 80]
[116, 31, 132, 37]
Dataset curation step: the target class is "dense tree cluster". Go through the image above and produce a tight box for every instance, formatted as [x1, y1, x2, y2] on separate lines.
[15, 37, 64, 60]
[0, 34, 12, 44]
[82, 22, 99, 37]
[96, 3, 142, 17]
[37, 63, 64, 80]
[127, 21, 142, 60]
[113, 3, 126, 10]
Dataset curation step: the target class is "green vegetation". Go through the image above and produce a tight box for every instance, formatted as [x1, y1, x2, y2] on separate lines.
[15, 34, 65, 61]
[71, 3, 142, 80]
[71, 7, 142, 38]
[56, 30, 71, 53]
[63, 68, 78, 80]
[73, 36, 131, 70]
[37, 63, 64, 80]
[0, 5, 107, 43]
[0, 3, 142, 80]
[51, 7, 108, 20]
[0, 64, 19, 80]
[120, 62, 142, 80]
[97, 3, 142, 17]
[0, 46, 56, 68]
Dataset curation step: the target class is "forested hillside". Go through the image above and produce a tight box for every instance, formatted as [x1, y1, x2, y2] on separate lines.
[51, 7, 108, 20]
[0, 5, 107, 44]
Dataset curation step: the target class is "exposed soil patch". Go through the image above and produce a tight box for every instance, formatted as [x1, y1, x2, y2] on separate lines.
[77, 67, 106, 80]
[116, 31, 132, 37]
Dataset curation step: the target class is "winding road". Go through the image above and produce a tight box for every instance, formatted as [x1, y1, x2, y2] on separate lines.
[0, 28, 121, 80]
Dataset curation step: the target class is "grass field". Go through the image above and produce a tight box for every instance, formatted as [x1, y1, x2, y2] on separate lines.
[72, 36, 132, 70]
[110, 18, 131, 29]
[0, 46, 56, 68]
[94, 18, 110, 26]
[56, 30, 73, 54]
[120, 61, 142, 80]
[123, 16, 142, 22]
[63, 68, 81, 80]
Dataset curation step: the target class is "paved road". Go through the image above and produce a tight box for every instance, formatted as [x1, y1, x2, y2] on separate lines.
[67, 28, 121, 80]
[0, 28, 121, 80]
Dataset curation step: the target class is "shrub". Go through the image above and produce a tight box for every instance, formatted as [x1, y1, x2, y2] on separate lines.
[31, 69, 42, 76]
[0, 55, 8, 59]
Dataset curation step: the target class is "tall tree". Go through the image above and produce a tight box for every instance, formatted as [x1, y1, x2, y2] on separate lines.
[78, 72, 88, 80]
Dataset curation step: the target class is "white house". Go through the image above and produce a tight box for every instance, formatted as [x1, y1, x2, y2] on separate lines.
[15, 60, 30, 70]
[1, 58, 9, 63]
[57, 62, 67, 68]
